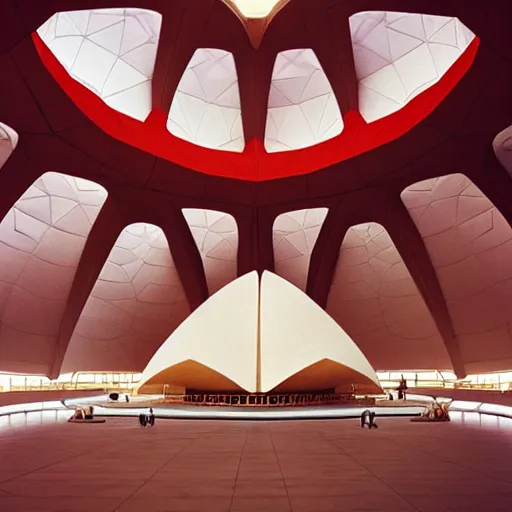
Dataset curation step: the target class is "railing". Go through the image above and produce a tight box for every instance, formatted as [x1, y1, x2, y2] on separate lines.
[0, 400, 67, 417]
[1, 383, 136, 393]
[2, 372, 512, 395]
[380, 380, 510, 392]
[0, 371, 142, 393]
[172, 393, 376, 407]
[379, 380, 449, 390]
[453, 382, 508, 390]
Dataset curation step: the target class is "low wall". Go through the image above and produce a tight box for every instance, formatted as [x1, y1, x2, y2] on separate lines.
[0, 389, 104, 407]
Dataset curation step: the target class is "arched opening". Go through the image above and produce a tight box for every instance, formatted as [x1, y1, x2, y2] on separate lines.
[0, 172, 108, 376]
[37, 8, 162, 121]
[326, 222, 451, 370]
[272, 207, 328, 291]
[182, 209, 239, 295]
[265, 49, 343, 152]
[350, 11, 475, 122]
[401, 174, 512, 374]
[167, 49, 244, 152]
[62, 223, 190, 373]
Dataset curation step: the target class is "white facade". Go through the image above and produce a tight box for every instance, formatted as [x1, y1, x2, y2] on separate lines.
[259, 271, 380, 392]
[138, 271, 259, 392]
[139, 271, 380, 393]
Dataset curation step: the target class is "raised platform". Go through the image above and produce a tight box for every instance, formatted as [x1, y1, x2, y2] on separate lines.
[64, 400, 426, 421]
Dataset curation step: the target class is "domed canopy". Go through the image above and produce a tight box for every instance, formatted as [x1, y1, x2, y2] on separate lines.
[0, 0, 511, 381]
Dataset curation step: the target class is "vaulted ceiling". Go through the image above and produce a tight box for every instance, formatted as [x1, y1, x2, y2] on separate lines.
[1, 0, 512, 378]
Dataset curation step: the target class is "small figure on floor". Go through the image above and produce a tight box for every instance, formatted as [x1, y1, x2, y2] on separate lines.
[71, 408, 85, 421]
[68, 406, 105, 423]
[360, 410, 378, 429]
[148, 407, 155, 427]
[397, 375, 408, 400]
[411, 401, 450, 423]
[139, 408, 155, 427]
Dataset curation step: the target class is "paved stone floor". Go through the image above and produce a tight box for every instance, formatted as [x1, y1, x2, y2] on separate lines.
[1, 411, 512, 511]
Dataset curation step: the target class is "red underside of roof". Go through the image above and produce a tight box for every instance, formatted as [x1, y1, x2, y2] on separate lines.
[33, 33, 479, 182]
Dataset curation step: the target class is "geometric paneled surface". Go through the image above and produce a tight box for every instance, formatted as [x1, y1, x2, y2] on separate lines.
[37, 9, 162, 121]
[0, 172, 107, 375]
[273, 208, 328, 291]
[402, 174, 512, 374]
[182, 209, 238, 295]
[349, 12, 475, 122]
[62, 223, 190, 373]
[31, 4, 479, 181]
[0, 122, 18, 170]
[265, 50, 343, 152]
[167, 49, 245, 152]
[493, 125, 512, 179]
[1, 0, 510, 388]
[326, 223, 451, 371]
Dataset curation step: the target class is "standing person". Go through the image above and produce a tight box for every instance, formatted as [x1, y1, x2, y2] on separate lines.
[148, 407, 155, 427]
[399, 375, 408, 400]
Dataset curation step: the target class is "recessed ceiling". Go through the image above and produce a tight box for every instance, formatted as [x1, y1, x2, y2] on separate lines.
[228, 0, 284, 19]
[34, 6, 478, 181]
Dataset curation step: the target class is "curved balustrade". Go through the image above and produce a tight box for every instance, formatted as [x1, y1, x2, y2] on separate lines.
[1, 392, 512, 421]
[0, 400, 66, 417]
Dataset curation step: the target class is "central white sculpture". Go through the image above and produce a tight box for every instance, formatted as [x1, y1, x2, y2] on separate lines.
[138, 271, 381, 394]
